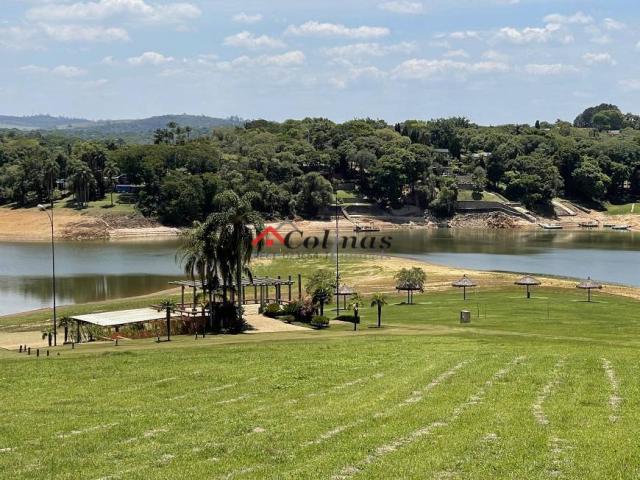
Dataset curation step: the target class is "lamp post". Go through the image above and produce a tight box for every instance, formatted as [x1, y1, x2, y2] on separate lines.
[37, 204, 57, 346]
[335, 194, 340, 316]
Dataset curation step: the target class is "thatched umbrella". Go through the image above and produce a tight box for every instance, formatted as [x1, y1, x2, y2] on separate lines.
[576, 277, 603, 302]
[335, 284, 356, 309]
[515, 275, 541, 299]
[452, 274, 477, 300]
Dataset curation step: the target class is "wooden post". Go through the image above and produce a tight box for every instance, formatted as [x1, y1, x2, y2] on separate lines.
[192, 286, 197, 311]
[77, 320, 81, 343]
[288, 275, 292, 301]
[254, 285, 258, 304]
[298, 274, 302, 300]
[181, 285, 185, 308]
[166, 307, 171, 342]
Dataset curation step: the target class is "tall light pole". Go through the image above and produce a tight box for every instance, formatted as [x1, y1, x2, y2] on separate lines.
[335, 194, 340, 316]
[37, 203, 57, 346]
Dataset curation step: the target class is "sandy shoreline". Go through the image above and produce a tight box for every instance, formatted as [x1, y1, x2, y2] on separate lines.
[1, 203, 637, 242]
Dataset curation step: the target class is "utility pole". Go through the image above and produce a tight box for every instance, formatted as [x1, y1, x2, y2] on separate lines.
[335, 194, 340, 316]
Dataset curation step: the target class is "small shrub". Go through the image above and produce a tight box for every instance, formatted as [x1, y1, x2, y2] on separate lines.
[335, 314, 356, 323]
[310, 315, 330, 329]
[263, 303, 282, 318]
[296, 297, 316, 323]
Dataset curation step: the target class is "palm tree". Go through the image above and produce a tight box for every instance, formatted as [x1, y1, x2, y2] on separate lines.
[103, 161, 120, 207]
[42, 159, 60, 204]
[306, 269, 336, 316]
[177, 221, 221, 332]
[207, 191, 264, 329]
[157, 299, 177, 341]
[370, 293, 388, 328]
[58, 316, 74, 343]
[67, 163, 96, 208]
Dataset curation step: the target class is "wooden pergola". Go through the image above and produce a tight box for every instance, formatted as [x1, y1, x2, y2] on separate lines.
[169, 275, 296, 312]
[396, 281, 423, 305]
[452, 274, 477, 300]
[576, 277, 603, 302]
[514, 275, 542, 299]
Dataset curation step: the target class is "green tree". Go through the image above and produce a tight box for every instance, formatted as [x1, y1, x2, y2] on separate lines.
[394, 267, 426, 304]
[208, 191, 264, 330]
[429, 178, 458, 217]
[306, 269, 336, 316]
[103, 160, 120, 207]
[572, 158, 611, 202]
[370, 293, 388, 328]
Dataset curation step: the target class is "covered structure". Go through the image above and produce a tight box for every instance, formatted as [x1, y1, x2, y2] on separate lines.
[169, 275, 296, 312]
[576, 277, 603, 302]
[452, 275, 477, 300]
[335, 284, 356, 309]
[71, 308, 170, 343]
[395, 281, 423, 305]
[515, 275, 542, 299]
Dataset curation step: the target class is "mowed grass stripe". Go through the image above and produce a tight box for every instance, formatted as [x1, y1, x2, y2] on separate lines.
[328, 355, 526, 479]
[545, 351, 640, 479]
[366, 353, 552, 479]
[263, 352, 507, 479]
[130, 345, 463, 478]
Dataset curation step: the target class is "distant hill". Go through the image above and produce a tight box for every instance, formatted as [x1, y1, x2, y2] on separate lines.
[0, 114, 244, 142]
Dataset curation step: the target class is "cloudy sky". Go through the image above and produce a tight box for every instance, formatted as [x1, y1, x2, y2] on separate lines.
[1, 0, 638, 124]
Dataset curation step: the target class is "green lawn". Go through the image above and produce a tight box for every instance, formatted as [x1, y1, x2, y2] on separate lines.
[55, 193, 137, 215]
[457, 190, 505, 202]
[604, 202, 638, 215]
[1, 286, 640, 479]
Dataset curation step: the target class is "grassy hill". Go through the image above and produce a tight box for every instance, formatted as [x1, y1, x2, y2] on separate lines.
[1, 255, 639, 478]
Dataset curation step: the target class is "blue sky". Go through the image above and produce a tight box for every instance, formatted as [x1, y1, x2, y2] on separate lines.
[1, 0, 638, 124]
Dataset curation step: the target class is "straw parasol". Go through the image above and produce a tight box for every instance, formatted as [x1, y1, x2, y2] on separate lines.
[335, 284, 356, 309]
[514, 275, 542, 299]
[452, 274, 477, 300]
[576, 277, 603, 302]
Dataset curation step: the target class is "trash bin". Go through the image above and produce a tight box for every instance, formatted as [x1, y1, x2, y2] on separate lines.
[460, 310, 471, 324]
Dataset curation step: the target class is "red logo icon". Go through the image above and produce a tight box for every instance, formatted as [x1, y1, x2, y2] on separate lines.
[252, 226, 285, 247]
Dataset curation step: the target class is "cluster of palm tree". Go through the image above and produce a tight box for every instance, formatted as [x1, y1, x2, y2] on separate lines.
[177, 191, 264, 332]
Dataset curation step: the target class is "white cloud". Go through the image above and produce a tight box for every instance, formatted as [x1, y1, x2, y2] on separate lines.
[523, 63, 579, 75]
[223, 31, 285, 49]
[482, 50, 508, 62]
[52, 65, 88, 77]
[495, 23, 573, 44]
[232, 12, 263, 24]
[329, 65, 385, 89]
[20, 64, 88, 77]
[392, 58, 509, 79]
[449, 30, 480, 40]
[543, 11, 593, 25]
[220, 51, 305, 70]
[0, 26, 38, 49]
[378, 1, 424, 14]
[322, 42, 415, 61]
[582, 52, 616, 66]
[443, 49, 469, 58]
[27, 0, 201, 25]
[127, 51, 174, 65]
[286, 21, 389, 39]
[619, 79, 640, 91]
[603, 18, 626, 31]
[40, 24, 129, 42]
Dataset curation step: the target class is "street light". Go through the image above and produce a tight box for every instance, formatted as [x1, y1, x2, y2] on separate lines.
[37, 204, 57, 346]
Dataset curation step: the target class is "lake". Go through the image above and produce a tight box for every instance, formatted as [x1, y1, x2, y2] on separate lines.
[0, 229, 638, 316]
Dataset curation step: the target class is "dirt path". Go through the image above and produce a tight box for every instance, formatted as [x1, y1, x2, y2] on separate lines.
[0, 331, 50, 350]
[244, 313, 309, 334]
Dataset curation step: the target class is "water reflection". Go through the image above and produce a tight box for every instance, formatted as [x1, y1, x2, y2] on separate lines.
[0, 230, 638, 316]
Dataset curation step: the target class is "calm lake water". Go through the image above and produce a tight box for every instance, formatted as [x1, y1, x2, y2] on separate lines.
[0, 229, 638, 316]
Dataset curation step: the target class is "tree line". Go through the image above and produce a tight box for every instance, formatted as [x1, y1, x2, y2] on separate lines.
[0, 104, 639, 224]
